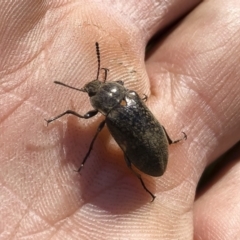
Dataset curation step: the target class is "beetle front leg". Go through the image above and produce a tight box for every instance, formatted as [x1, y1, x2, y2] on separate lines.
[142, 94, 148, 102]
[101, 68, 109, 82]
[45, 109, 98, 125]
[124, 156, 156, 202]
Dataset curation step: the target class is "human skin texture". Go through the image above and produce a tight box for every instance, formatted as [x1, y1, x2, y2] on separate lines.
[1, 0, 240, 239]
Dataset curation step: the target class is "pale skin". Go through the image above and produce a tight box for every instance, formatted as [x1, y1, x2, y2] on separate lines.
[1, 0, 240, 239]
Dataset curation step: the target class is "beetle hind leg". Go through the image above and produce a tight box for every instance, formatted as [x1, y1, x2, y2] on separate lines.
[124, 156, 156, 202]
[162, 126, 187, 145]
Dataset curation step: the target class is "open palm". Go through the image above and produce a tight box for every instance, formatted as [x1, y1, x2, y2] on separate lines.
[1, 1, 240, 239]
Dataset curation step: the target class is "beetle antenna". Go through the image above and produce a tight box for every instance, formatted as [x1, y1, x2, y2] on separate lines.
[53, 81, 84, 92]
[95, 42, 100, 80]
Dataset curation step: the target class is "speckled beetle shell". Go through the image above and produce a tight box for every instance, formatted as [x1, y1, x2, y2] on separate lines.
[83, 79, 168, 176]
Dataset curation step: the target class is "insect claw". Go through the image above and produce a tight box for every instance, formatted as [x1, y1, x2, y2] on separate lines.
[182, 131, 187, 140]
[44, 119, 50, 126]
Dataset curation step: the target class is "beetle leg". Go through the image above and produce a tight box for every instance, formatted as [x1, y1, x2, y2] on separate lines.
[101, 68, 109, 82]
[45, 109, 98, 125]
[76, 120, 106, 172]
[124, 156, 156, 202]
[142, 94, 148, 102]
[162, 126, 187, 145]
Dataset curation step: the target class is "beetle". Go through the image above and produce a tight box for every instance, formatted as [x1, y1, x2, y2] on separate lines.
[45, 42, 187, 201]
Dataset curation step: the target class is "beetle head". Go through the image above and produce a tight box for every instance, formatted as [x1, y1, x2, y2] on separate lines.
[81, 79, 102, 97]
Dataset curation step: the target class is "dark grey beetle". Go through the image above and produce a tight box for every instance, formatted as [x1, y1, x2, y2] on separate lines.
[46, 42, 186, 201]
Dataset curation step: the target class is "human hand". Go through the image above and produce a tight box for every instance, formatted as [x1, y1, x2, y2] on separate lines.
[1, 1, 240, 239]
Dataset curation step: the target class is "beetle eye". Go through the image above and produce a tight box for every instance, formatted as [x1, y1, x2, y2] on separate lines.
[88, 91, 96, 97]
[116, 80, 124, 85]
